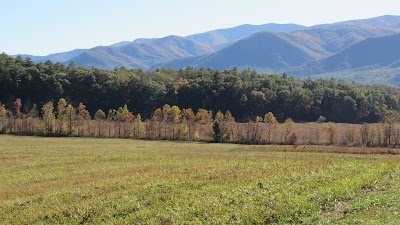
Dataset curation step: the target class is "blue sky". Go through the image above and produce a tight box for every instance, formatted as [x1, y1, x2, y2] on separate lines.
[1, 0, 399, 55]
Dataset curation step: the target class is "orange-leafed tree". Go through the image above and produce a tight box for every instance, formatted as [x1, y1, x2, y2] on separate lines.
[77, 102, 91, 136]
[152, 108, 163, 138]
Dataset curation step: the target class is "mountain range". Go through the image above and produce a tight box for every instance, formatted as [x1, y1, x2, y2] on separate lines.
[13, 15, 400, 86]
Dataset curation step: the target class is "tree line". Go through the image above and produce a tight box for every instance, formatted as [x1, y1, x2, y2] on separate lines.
[1, 97, 400, 147]
[1, 53, 400, 124]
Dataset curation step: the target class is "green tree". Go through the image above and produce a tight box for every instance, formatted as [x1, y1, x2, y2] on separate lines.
[94, 109, 106, 137]
[212, 121, 223, 143]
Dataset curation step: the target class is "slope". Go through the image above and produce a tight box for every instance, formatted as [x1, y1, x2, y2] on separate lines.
[292, 33, 400, 85]
[70, 36, 214, 70]
[172, 31, 323, 72]
[187, 23, 305, 50]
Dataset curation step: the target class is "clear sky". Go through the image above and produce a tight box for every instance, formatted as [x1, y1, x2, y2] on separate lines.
[1, 0, 399, 55]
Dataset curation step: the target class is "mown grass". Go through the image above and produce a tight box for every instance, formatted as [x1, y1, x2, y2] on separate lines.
[0, 135, 399, 224]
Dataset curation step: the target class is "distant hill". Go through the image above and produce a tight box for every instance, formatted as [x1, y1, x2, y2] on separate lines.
[291, 33, 400, 84]
[16, 49, 86, 63]
[68, 23, 305, 70]
[163, 31, 322, 72]
[187, 23, 305, 50]
[291, 27, 400, 54]
[312, 15, 400, 29]
[162, 25, 400, 72]
[69, 36, 214, 70]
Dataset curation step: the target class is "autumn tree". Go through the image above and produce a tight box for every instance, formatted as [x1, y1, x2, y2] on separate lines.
[134, 113, 145, 138]
[215, 111, 224, 122]
[195, 109, 212, 140]
[65, 104, 75, 135]
[152, 108, 163, 138]
[0, 104, 8, 133]
[223, 111, 235, 141]
[283, 118, 294, 144]
[162, 104, 171, 139]
[77, 102, 91, 136]
[181, 108, 195, 139]
[325, 122, 337, 145]
[57, 98, 68, 134]
[122, 104, 134, 138]
[107, 109, 116, 138]
[168, 106, 181, 139]
[13, 98, 23, 132]
[42, 101, 55, 135]
[264, 112, 278, 143]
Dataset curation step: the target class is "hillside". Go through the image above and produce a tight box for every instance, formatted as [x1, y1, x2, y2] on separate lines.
[69, 36, 214, 70]
[292, 33, 400, 84]
[163, 31, 323, 72]
[162, 26, 400, 72]
[187, 23, 305, 49]
[312, 15, 400, 29]
[68, 23, 305, 70]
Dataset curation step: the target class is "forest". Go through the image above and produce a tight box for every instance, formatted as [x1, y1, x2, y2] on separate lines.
[1, 53, 400, 124]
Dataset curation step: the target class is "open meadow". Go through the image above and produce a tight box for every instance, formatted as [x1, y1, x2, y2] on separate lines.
[0, 135, 399, 224]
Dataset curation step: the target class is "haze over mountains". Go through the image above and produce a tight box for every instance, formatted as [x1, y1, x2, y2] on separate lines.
[13, 15, 400, 85]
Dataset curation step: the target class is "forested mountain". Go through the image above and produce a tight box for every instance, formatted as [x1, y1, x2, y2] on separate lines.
[15, 23, 305, 69]
[1, 53, 400, 123]
[162, 17, 400, 84]
[312, 15, 400, 29]
[298, 33, 400, 73]
[163, 31, 323, 72]
[67, 36, 214, 70]
[162, 26, 400, 73]
[292, 33, 400, 84]
[186, 23, 305, 49]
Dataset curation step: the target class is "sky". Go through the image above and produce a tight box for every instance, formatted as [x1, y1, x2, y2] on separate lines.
[1, 0, 400, 56]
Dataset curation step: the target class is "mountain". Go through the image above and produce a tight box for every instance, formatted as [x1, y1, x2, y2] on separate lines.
[16, 49, 86, 63]
[312, 15, 400, 29]
[291, 33, 400, 84]
[69, 36, 214, 70]
[291, 26, 400, 54]
[69, 23, 305, 70]
[162, 25, 400, 71]
[111, 38, 157, 47]
[163, 31, 323, 72]
[187, 23, 305, 50]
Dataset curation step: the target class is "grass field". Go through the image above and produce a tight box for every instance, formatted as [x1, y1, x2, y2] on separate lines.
[0, 135, 399, 224]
